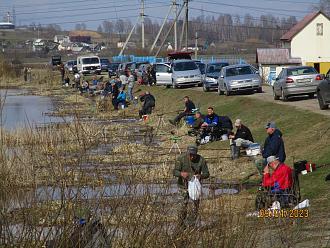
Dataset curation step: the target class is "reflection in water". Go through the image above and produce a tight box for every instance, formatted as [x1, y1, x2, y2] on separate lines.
[0, 89, 70, 130]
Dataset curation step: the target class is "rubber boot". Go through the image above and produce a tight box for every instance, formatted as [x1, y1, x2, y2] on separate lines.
[230, 145, 240, 160]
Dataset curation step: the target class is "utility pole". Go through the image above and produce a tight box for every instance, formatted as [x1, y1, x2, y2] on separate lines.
[173, 0, 178, 50]
[179, 0, 189, 51]
[185, 0, 189, 50]
[119, 17, 139, 56]
[194, 32, 198, 60]
[141, 0, 145, 49]
[155, 3, 185, 57]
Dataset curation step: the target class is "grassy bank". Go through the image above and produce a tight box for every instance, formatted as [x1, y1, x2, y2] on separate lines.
[143, 86, 330, 198]
[1, 70, 330, 247]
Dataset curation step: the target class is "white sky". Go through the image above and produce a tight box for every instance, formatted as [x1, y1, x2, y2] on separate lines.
[0, 0, 321, 30]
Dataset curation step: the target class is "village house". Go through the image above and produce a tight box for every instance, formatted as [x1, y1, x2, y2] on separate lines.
[256, 48, 301, 85]
[281, 11, 330, 74]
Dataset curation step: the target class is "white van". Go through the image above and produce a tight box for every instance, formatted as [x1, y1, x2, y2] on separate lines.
[77, 55, 101, 75]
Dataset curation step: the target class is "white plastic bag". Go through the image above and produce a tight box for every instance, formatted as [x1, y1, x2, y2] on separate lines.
[188, 175, 202, 201]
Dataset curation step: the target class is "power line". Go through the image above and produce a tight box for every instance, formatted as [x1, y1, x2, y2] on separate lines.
[192, 0, 307, 18]
[29, 15, 140, 26]
[188, 7, 300, 25]
[16, 1, 167, 15]
[18, 4, 169, 23]
[147, 15, 291, 31]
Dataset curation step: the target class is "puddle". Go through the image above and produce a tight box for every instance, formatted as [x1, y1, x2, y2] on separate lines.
[0, 89, 71, 130]
[32, 183, 238, 202]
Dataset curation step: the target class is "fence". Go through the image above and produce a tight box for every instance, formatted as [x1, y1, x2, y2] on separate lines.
[112, 54, 245, 65]
[112, 55, 164, 63]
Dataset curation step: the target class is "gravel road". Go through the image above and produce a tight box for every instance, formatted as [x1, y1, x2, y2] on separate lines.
[193, 85, 330, 117]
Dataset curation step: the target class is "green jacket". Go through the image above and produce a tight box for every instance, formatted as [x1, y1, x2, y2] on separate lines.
[192, 117, 204, 129]
[173, 153, 210, 189]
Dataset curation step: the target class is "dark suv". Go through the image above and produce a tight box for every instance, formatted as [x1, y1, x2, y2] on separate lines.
[317, 69, 330, 110]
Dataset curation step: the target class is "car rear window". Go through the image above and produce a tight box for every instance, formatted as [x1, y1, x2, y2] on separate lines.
[173, 62, 198, 71]
[207, 63, 229, 73]
[226, 66, 253, 77]
[287, 67, 317, 76]
[82, 58, 100, 64]
[109, 64, 119, 70]
[101, 59, 110, 63]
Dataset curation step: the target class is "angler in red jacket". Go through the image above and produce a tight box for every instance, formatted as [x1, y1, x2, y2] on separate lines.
[262, 156, 293, 192]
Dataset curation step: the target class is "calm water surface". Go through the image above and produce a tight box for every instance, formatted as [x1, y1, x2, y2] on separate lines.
[0, 89, 69, 130]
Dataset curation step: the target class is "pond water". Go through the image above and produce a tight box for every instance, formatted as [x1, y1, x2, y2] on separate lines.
[0, 89, 70, 130]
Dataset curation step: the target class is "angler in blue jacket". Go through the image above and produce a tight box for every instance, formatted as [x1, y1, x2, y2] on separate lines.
[256, 122, 286, 174]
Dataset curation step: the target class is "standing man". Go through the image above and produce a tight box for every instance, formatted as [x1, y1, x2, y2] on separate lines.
[23, 67, 28, 82]
[110, 80, 119, 110]
[59, 63, 65, 82]
[127, 70, 135, 101]
[256, 122, 286, 174]
[170, 96, 196, 125]
[173, 145, 210, 228]
[229, 119, 254, 159]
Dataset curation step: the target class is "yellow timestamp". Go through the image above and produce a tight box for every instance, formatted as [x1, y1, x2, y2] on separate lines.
[259, 209, 309, 218]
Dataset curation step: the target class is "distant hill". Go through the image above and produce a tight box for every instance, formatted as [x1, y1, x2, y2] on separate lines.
[69, 30, 103, 39]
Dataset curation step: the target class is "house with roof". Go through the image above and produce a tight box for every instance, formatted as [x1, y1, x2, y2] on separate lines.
[256, 48, 301, 85]
[280, 11, 330, 74]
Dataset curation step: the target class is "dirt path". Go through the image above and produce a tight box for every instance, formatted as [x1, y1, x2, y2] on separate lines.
[243, 85, 330, 117]
[191, 85, 330, 116]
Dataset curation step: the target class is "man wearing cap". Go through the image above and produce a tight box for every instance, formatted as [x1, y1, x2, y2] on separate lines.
[262, 156, 293, 207]
[169, 96, 196, 125]
[256, 122, 286, 174]
[229, 119, 254, 159]
[263, 122, 286, 162]
[173, 145, 210, 228]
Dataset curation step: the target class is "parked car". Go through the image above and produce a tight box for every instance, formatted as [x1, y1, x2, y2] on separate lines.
[171, 60, 202, 88]
[155, 62, 172, 87]
[273, 66, 322, 101]
[131, 62, 150, 80]
[194, 61, 206, 76]
[317, 69, 330, 110]
[64, 60, 77, 74]
[100, 58, 110, 72]
[108, 62, 120, 77]
[77, 56, 101, 75]
[218, 64, 262, 96]
[117, 62, 134, 76]
[202, 62, 229, 92]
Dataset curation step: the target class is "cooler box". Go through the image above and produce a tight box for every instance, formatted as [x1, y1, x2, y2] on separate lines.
[246, 143, 261, 156]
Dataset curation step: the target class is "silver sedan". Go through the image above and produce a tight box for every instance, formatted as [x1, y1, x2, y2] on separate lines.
[217, 64, 262, 96]
[273, 66, 322, 101]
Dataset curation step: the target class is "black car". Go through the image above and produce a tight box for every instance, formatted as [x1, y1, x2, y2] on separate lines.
[108, 62, 120, 77]
[317, 69, 330, 110]
[202, 62, 229, 92]
[100, 58, 110, 72]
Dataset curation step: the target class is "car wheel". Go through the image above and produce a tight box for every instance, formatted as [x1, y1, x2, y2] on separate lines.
[273, 88, 279, 100]
[308, 93, 315, 99]
[172, 80, 177, 89]
[203, 84, 209, 92]
[166, 85, 171, 89]
[257, 87, 262, 93]
[281, 88, 288, 101]
[317, 91, 329, 110]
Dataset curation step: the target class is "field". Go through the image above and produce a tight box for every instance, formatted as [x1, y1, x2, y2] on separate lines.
[0, 68, 329, 247]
